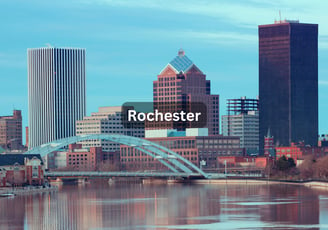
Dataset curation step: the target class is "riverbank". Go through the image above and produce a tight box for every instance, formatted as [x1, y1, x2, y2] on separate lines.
[0, 186, 58, 196]
[184, 178, 328, 189]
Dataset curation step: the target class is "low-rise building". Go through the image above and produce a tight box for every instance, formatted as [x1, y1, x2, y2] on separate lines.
[66, 144, 102, 171]
[275, 143, 328, 164]
[120, 128, 243, 171]
[217, 156, 268, 168]
[44, 144, 121, 171]
[275, 144, 303, 162]
[0, 154, 44, 187]
[0, 110, 23, 151]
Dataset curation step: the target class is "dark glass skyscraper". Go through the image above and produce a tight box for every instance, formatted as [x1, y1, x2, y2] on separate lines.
[259, 20, 318, 153]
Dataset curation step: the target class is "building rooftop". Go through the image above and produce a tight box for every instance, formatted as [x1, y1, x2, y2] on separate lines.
[169, 49, 194, 73]
[98, 106, 122, 114]
[274, 19, 299, 24]
[0, 154, 43, 166]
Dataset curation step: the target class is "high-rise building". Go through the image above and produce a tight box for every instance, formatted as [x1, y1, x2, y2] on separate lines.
[76, 106, 144, 152]
[149, 49, 219, 134]
[0, 110, 22, 150]
[259, 20, 318, 153]
[222, 97, 259, 154]
[28, 47, 86, 149]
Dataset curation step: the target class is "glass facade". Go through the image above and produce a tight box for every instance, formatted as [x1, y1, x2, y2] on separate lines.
[259, 21, 318, 153]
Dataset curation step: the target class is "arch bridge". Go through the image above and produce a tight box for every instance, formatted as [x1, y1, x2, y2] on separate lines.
[25, 134, 208, 178]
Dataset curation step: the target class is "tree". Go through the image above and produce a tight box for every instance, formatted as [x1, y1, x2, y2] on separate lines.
[298, 155, 315, 179]
[275, 155, 299, 179]
[287, 158, 296, 168]
[276, 155, 290, 171]
[314, 155, 328, 179]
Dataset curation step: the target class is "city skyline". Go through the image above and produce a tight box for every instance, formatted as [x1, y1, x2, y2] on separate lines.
[1, 0, 328, 138]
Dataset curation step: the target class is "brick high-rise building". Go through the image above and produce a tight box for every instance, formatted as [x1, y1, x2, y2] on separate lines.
[149, 49, 219, 134]
[259, 20, 318, 153]
[0, 110, 23, 150]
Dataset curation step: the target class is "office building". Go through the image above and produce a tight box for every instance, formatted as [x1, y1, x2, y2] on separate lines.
[0, 110, 22, 150]
[222, 97, 259, 154]
[149, 49, 219, 135]
[259, 20, 318, 153]
[76, 106, 144, 152]
[120, 128, 243, 171]
[28, 47, 86, 149]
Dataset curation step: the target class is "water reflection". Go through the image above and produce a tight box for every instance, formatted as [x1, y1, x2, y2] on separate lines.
[1, 183, 328, 229]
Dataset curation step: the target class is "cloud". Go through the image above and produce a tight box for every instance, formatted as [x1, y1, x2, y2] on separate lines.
[85, 26, 257, 47]
[83, 0, 328, 34]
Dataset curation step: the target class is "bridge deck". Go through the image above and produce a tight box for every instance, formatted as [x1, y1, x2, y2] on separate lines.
[45, 171, 203, 178]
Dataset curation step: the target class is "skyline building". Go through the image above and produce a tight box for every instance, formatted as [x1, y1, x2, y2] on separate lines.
[121, 131, 243, 171]
[259, 20, 318, 153]
[148, 49, 219, 135]
[222, 97, 259, 154]
[76, 106, 144, 152]
[0, 110, 23, 151]
[28, 47, 86, 149]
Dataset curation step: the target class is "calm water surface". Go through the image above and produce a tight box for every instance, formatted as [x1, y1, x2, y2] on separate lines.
[1, 182, 328, 230]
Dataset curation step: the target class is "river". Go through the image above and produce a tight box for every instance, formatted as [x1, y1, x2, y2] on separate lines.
[1, 182, 328, 229]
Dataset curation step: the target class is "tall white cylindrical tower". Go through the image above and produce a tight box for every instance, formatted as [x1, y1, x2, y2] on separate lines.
[28, 47, 86, 149]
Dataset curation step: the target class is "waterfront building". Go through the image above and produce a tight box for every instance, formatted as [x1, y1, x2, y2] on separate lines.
[0, 110, 23, 150]
[275, 143, 303, 164]
[44, 144, 120, 171]
[275, 142, 328, 164]
[76, 106, 144, 152]
[217, 156, 268, 169]
[28, 47, 86, 149]
[65, 144, 102, 171]
[43, 151, 67, 170]
[148, 49, 219, 135]
[120, 128, 243, 171]
[221, 97, 259, 154]
[259, 20, 318, 153]
[0, 154, 44, 187]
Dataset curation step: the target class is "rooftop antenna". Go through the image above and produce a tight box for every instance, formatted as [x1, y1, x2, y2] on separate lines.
[279, 10, 281, 22]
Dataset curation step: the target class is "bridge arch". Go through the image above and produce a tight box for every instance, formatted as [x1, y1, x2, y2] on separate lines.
[25, 134, 208, 178]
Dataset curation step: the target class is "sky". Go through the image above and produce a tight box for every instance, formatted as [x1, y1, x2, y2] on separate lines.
[1, 0, 328, 140]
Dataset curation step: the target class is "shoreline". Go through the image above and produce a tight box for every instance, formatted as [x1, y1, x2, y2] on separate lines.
[181, 178, 328, 189]
[0, 186, 58, 196]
